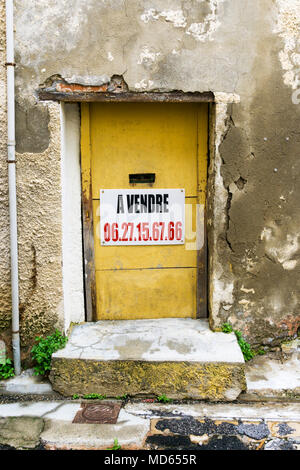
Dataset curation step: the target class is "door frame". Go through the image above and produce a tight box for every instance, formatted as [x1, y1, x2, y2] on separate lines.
[38, 82, 241, 330]
[80, 99, 209, 322]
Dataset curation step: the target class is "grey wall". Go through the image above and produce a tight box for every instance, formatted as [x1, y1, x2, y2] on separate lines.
[1, 0, 300, 355]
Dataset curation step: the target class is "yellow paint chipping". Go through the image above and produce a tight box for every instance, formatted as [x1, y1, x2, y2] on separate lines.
[81, 102, 208, 320]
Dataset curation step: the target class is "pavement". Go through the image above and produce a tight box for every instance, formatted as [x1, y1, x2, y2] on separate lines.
[0, 343, 299, 451]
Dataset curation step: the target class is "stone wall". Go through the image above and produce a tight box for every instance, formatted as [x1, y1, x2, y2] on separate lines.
[1, 0, 300, 358]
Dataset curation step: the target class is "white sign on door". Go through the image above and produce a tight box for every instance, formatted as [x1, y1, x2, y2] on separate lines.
[100, 189, 185, 246]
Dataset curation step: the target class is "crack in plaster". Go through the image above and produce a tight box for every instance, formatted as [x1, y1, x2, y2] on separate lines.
[209, 101, 236, 319]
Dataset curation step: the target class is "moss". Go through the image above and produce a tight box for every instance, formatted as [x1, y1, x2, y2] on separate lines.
[49, 358, 246, 401]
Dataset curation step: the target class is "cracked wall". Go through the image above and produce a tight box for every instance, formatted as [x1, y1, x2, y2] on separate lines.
[1, 0, 300, 356]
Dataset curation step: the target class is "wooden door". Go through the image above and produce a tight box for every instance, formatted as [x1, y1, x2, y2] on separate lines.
[81, 102, 208, 320]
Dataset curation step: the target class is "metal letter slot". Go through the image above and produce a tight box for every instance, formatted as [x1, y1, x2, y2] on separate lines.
[129, 173, 156, 184]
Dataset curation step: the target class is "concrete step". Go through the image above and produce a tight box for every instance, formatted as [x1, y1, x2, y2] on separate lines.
[49, 319, 246, 401]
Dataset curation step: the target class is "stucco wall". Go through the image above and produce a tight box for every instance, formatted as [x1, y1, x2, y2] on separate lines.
[1, 0, 300, 358]
[0, 1, 9, 341]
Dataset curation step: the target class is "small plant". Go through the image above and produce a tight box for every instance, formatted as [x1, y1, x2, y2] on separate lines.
[221, 322, 233, 333]
[0, 358, 15, 380]
[157, 394, 172, 403]
[222, 323, 255, 362]
[106, 438, 121, 450]
[82, 393, 106, 399]
[234, 330, 255, 362]
[72, 394, 80, 399]
[255, 349, 266, 356]
[31, 329, 68, 376]
[116, 393, 128, 400]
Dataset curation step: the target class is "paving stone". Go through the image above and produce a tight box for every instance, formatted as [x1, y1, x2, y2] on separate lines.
[40, 409, 150, 450]
[0, 368, 53, 395]
[0, 417, 44, 449]
[124, 401, 300, 421]
[264, 438, 297, 451]
[268, 421, 300, 439]
[0, 399, 298, 450]
[237, 420, 269, 440]
[244, 354, 300, 399]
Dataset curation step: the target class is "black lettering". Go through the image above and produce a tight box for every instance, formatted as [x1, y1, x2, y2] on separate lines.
[134, 194, 140, 213]
[140, 194, 147, 213]
[156, 194, 163, 213]
[148, 194, 155, 213]
[163, 194, 169, 213]
[127, 195, 134, 213]
[117, 195, 124, 214]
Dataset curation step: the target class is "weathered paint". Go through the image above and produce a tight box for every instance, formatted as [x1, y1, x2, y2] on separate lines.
[80, 103, 96, 322]
[82, 102, 208, 320]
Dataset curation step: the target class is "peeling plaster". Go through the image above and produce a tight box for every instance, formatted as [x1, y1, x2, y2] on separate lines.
[209, 102, 236, 322]
[134, 78, 154, 90]
[282, 260, 298, 270]
[141, 8, 187, 28]
[261, 224, 299, 269]
[214, 92, 240, 104]
[274, 0, 300, 89]
[241, 286, 255, 294]
[63, 75, 110, 87]
[140, 1, 226, 42]
[137, 46, 161, 66]
[186, 0, 226, 42]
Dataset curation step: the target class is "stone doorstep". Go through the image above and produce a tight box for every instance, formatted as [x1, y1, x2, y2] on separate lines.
[49, 319, 246, 401]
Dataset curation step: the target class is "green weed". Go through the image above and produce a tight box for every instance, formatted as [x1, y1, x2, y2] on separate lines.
[157, 394, 172, 403]
[31, 329, 68, 376]
[82, 393, 106, 399]
[116, 393, 128, 400]
[106, 438, 121, 450]
[222, 323, 255, 361]
[0, 358, 15, 380]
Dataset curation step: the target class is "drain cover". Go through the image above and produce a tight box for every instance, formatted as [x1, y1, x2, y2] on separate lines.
[73, 402, 121, 424]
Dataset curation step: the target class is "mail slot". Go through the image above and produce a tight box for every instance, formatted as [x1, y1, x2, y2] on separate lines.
[129, 173, 156, 184]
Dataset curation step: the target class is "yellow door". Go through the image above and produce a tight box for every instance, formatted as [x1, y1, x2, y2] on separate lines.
[81, 102, 208, 320]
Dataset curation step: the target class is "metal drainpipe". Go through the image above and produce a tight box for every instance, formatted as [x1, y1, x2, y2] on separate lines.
[6, 0, 21, 375]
